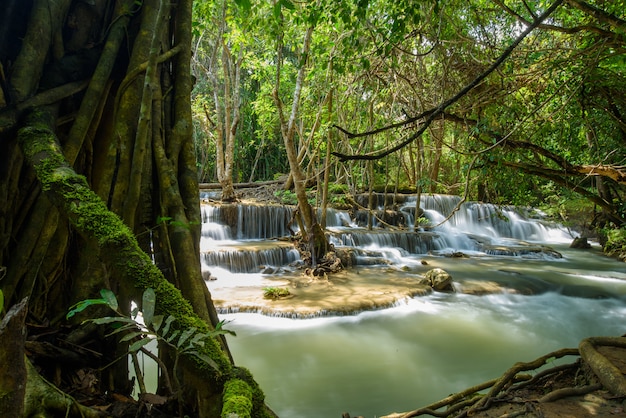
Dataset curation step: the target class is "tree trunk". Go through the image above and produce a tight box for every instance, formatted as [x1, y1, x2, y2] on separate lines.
[273, 20, 330, 262]
[0, 0, 270, 416]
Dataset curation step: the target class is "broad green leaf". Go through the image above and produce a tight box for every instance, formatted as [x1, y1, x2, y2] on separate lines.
[279, 0, 295, 10]
[66, 298, 107, 319]
[151, 315, 164, 332]
[187, 350, 221, 372]
[234, 0, 251, 12]
[129, 337, 152, 353]
[142, 288, 156, 326]
[161, 315, 176, 337]
[105, 323, 139, 338]
[119, 331, 145, 343]
[165, 330, 180, 344]
[177, 327, 197, 349]
[100, 289, 118, 311]
[90, 316, 136, 325]
[190, 333, 207, 347]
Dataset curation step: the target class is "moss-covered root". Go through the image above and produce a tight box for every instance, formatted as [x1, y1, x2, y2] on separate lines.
[222, 367, 277, 418]
[221, 378, 253, 418]
[579, 336, 626, 396]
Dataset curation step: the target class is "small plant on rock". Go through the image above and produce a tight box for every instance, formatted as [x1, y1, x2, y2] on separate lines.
[263, 287, 291, 299]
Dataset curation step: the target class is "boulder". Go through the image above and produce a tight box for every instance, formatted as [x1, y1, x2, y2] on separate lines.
[570, 237, 591, 249]
[424, 268, 454, 292]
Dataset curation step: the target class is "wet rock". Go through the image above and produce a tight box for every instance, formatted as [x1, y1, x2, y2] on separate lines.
[570, 237, 591, 249]
[202, 269, 216, 281]
[424, 268, 454, 292]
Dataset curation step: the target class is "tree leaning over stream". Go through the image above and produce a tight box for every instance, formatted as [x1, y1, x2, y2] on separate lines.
[0, 0, 273, 416]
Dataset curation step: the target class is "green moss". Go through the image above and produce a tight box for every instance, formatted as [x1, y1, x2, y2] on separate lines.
[222, 379, 253, 418]
[233, 367, 272, 418]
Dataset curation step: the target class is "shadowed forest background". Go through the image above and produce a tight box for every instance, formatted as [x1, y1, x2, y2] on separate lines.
[0, 0, 624, 417]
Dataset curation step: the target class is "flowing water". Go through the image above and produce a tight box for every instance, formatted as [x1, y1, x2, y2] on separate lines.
[199, 194, 626, 418]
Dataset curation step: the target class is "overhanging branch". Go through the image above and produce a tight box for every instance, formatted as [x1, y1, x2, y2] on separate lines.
[332, 0, 565, 162]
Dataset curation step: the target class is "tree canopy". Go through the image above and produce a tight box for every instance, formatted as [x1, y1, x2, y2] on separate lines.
[192, 0, 625, 226]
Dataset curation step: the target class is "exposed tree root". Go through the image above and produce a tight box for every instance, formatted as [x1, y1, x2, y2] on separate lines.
[579, 336, 626, 396]
[379, 336, 626, 418]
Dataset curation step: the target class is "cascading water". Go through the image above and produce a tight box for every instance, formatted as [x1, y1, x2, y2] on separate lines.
[199, 193, 626, 418]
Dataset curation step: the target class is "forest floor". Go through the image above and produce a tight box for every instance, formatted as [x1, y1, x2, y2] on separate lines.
[214, 187, 626, 418]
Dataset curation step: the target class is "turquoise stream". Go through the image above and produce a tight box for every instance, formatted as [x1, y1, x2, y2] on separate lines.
[198, 195, 626, 417]
[221, 247, 626, 418]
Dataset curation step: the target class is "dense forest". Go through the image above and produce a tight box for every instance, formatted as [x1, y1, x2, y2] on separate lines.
[0, 0, 624, 417]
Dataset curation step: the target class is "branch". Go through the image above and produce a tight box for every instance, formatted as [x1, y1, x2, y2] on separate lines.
[564, 0, 626, 31]
[332, 0, 565, 162]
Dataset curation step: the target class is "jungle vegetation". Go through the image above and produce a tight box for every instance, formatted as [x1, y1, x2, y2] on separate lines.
[0, 0, 624, 417]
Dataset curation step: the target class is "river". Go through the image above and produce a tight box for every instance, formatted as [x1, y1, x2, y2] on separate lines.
[200, 195, 626, 417]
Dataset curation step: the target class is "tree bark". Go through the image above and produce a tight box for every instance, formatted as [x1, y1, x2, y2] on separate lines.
[0, 298, 28, 417]
[17, 108, 264, 417]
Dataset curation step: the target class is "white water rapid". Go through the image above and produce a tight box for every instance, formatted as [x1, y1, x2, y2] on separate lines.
[199, 193, 626, 418]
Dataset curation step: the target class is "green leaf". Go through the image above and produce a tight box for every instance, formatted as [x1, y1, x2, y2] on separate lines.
[279, 0, 295, 10]
[142, 288, 156, 326]
[119, 331, 145, 343]
[187, 350, 221, 372]
[190, 333, 206, 347]
[90, 316, 137, 325]
[177, 327, 197, 349]
[105, 323, 139, 337]
[165, 330, 180, 344]
[161, 315, 176, 337]
[234, 0, 251, 12]
[129, 337, 152, 353]
[66, 298, 107, 319]
[157, 216, 172, 225]
[151, 315, 164, 332]
[0, 289, 4, 314]
[100, 289, 118, 311]
[214, 320, 237, 337]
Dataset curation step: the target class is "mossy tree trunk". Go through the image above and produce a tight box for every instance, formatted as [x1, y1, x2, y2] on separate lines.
[0, 0, 269, 416]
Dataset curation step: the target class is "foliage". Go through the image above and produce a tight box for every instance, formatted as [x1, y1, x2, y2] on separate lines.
[263, 287, 291, 299]
[67, 289, 236, 394]
[273, 189, 298, 205]
[602, 228, 626, 261]
[190, 0, 626, 232]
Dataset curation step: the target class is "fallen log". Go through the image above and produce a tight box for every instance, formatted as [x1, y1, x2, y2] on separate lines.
[199, 180, 283, 190]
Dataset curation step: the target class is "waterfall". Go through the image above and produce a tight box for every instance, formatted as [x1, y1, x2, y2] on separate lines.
[200, 194, 575, 276]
